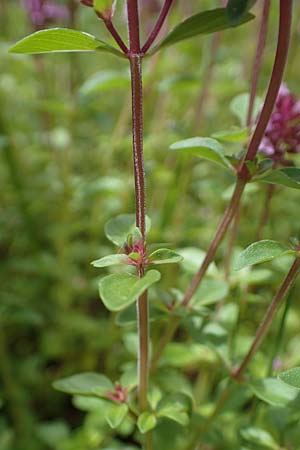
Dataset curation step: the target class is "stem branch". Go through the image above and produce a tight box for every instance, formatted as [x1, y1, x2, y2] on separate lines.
[103, 19, 129, 54]
[142, 0, 174, 54]
[232, 258, 300, 380]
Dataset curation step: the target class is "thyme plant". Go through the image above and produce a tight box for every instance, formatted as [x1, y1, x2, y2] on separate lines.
[9, 1, 300, 449]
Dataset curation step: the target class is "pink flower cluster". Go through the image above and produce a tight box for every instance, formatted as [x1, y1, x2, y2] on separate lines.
[22, 0, 69, 28]
[258, 84, 300, 166]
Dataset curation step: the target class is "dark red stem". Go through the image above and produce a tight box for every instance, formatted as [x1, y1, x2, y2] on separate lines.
[142, 0, 174, 54]
[127, 0, 148, 412]
[103, 19, 129, 54]
[246, 0, 271, 127]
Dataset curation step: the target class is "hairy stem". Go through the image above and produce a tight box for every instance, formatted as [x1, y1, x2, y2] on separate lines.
[142, 0, 174, 54]
[127, 0, 148, 412]
[246, 0, 271, 126]
[232, 258, 300, 380]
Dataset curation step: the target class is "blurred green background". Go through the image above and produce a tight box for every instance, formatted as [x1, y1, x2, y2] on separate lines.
[1, 1, 300, 449]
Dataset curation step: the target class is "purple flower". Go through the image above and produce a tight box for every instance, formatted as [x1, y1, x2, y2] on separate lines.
[22, 0, 69, 28]
[258, 84, 300, 166]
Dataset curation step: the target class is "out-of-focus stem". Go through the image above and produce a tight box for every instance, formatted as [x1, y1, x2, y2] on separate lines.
[232, 258, 300, 380]
[247, 0, 271, 126]
[256, 184, 276, 240]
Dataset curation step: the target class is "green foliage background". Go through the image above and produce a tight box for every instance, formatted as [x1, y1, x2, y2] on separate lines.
[1, 1, 300, 449]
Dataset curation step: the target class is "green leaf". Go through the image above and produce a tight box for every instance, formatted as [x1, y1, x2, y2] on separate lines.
[99, 270, 161, 311]
[227, 0, 256, 24]
[78, 71, 129, 97]
[240, 427, 279, 450]
[91, 254, 129, 268]
[254, 167, 300, 190]
[73, 395, 107, 412]
[178, 247, 217, 275]
[104, 214, 151, 247]
[148, 386, 162, 410]
[278, 368, 300, 390]
[235, 240, 292, 271]
[105, 403, 128, 429]
[9, 28, 123, 57]
[191, 279, 229, 308]
[149, 249, 183, 265]
[170, 137, 233, 171]
[250, 378, 299, 407]
[157, 402, 189, 426]
[137, 412, 157, 434]
[230, 93, 262, 126]
[152, 8, 254, 52]
[212, 127, 249, 143]
[53, 372, 114, 396]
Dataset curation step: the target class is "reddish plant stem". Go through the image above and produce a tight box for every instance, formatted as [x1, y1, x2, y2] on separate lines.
[232, 258, 300, 380]
[246, 0, 271, 127]
[238, 0, 292, 179]
[151, 0, 293, 372]
[142, 0, 174, 54]
[127, 0, 148, 412]
[103, 18, 129, 54]
[151, 179, 247, 371]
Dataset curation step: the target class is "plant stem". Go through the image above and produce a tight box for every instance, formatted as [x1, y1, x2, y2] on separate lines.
[104, 19, 129, 54]
[142, 0, 174, 54]
[246, 0, 271, 127]
[232, 258, 300, 380]
[151, 0, 293, 375]
[267, 286, 294, 376]
[238, 0, 292, 178]
[256, 184, 275, 240]
[151, 178, 247, 369]
[193, 0, 226, 129]
[185, 258, 299, 450]
[127, 0, 148, 412]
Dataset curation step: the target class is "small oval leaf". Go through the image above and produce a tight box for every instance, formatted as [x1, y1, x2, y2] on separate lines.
[91, 254, 128, 268]
[235, 240, 292, 271]
[254, 167, 300, 190]
[137, 412, 157, 434]
[9, 28, 123, 57]
[170, 137, 233, 171]
[104, 214, 151, 247]
[278, 367, 300, 390]
[99, 270, 161, 311]
[105, 403, 128, 429]
[152, 8, 254, 53]
[149, 249, 183, 265]
[53, 373, 114, 396]
[250, 378, 299, 407]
